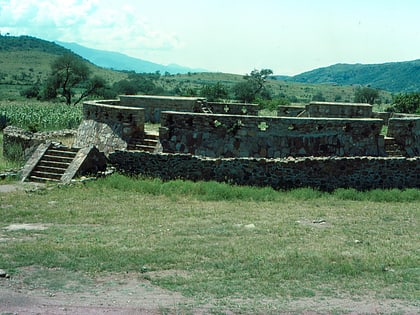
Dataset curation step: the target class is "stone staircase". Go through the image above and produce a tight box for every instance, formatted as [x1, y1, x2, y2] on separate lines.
[29, 146, 79, 182]
[200, 102, 213, 114]
[384, 137, 403, 156]
[21, 142, 107, 183]
[127, 132, 160, 152]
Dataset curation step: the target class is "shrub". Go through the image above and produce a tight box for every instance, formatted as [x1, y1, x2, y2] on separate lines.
[0, 114, 8, 130]
[20, 85, 41, 99]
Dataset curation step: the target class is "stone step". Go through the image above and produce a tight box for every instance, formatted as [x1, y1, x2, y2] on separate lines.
[144, 132, 159, 140]
[38, 160, 70, 169]
[30, 170, 63, 181]
[47, 148, 78, 157]
[34, 165, 67, 174]
[28, 175, 61, 183]
[128, 133, 159, 151]
[130, 144, 156, 152]
[201, 106, 213, 114]
[42, 154, 74, 163]
[25, 146, 78, 182]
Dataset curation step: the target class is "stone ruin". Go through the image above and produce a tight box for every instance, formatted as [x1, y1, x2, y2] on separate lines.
[4, 96, 420, 190]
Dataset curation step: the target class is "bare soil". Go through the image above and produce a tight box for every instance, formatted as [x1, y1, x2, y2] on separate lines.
[0, 269, 191, 315]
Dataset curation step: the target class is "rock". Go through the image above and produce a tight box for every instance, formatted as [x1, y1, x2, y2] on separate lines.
[0, 269, 9, 278]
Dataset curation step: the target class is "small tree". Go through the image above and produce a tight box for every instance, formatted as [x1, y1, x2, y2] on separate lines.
[43, 54, 106, 105]
[354, 86, 379, 105]
[233, 68, 273, 103]
[200, 82, 228, 101]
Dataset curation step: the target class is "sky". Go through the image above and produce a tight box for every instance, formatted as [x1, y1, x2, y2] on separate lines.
[1, 0, 420, 75]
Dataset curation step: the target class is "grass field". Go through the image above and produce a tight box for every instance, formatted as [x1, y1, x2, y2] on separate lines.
[0, 173, 419, 313]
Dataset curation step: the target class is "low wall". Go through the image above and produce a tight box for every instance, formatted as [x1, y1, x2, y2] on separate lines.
[307, 102, 373, 118]
[159, 111, 385, 158]
[74, 101, 145, 155]
[387, 117, 420, 156]
[207, 102, 259, 116]
[109, 151, 420, 191]
[119, 95, 205, 123]
[2, 126, 76, 161]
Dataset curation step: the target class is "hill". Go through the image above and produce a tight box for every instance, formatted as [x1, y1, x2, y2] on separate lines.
[280, 60, 420, 93]
[56, 41, 206, 74]
[0, 35, 393, 108]
[0, 35, 127, 88]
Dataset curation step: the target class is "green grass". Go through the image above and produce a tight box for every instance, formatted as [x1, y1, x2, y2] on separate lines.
[0, 132, 23, 171]
[0, 174, 418, 312]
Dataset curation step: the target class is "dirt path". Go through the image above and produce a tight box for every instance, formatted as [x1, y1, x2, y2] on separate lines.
[0, 268, 193, 315]
[1, 268, 419, 315]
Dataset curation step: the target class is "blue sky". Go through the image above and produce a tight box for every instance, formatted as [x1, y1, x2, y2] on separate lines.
[1, 0, 419, 75]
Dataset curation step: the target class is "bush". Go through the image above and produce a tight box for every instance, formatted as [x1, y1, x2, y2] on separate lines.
[20, 85, 40, 98]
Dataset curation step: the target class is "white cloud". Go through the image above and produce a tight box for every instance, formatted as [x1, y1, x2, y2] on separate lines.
[0, 0, 181, 55]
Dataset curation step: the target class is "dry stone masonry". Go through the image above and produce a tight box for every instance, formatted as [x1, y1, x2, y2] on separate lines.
[159, 111, 385, 158]
[74, 100, 145, 155]
[5, 95, 420, 189]
[109, 151, 420, 191]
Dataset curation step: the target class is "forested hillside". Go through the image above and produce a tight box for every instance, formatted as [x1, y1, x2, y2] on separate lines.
[281, 60, 420, 93]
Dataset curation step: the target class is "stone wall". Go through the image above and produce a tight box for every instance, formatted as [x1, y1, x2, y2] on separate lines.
[306, 101, 373, 118]
[2, 126, 76, 161]
[207, 102, 259, 116]
[74, 101, 145, 155]
[387, 117, 420, 156]
[119, 95, 205, 123]
[109, 151, 420, 191]
[159, 111, 385, 158]
[277, 105, 306, 117]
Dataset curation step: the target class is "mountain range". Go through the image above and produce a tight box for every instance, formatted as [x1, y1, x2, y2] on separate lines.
[277, 60, 420, 93]
[56, 41, 206, 75]
[59, 40, 420, 93]
[1, 35, 419, 93]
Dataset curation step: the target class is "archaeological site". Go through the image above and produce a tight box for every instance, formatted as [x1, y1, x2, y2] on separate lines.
[3, 95, 419, 190]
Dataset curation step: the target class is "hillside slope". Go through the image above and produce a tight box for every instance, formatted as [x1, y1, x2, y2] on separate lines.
[283, 60, 420, 93]
[0, 35, 127, 86]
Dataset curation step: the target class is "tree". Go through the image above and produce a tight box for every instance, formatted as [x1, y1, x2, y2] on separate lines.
[354, 86, 379, 105]
[73, 75, 106, 105]
[200, 82, 228, 101]
[389, 92, 420, 114]
[44, 54, 106, 105]
[113, 72, 161, 95]
[312, 91, 326, 102]
[233, 68, 273, 103]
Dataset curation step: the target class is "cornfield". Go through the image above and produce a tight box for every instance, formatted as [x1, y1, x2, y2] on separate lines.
[0, 101, 82, 131]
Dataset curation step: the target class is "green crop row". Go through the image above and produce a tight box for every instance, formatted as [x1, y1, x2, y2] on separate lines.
[0, 101, 82, 131]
